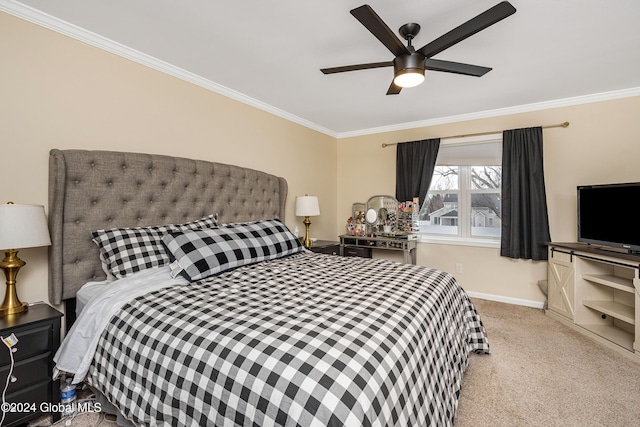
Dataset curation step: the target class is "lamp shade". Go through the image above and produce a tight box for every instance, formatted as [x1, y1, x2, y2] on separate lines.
[295, 196, 320, 217]
[0, 203, 51, 250]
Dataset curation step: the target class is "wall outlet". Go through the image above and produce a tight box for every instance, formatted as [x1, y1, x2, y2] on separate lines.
[455, 263, 463, 274]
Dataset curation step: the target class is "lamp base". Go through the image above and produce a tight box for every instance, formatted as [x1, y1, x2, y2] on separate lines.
[0, 300, 28, 316]
[302, 216, 313, 248]
[0, 250, 29, 316]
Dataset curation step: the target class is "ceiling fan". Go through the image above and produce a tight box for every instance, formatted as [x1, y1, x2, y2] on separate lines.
[321, 2, 516, 95]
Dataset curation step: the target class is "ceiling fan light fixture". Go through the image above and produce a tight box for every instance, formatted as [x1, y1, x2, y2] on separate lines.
[393, 53, 426, 88]
[394, 70, 425, 88]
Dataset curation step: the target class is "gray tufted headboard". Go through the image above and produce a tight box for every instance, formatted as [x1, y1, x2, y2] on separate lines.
[48, 149, 287, 306]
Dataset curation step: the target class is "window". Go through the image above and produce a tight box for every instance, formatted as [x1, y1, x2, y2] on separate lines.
[418, 137, 502, 245]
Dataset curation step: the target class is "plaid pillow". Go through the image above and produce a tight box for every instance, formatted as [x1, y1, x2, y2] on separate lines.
[92, 214, 218, 279]
[162, 219, 303, 281]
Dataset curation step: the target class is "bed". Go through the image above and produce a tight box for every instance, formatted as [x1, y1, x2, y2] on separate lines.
[49, 149, 489, 426]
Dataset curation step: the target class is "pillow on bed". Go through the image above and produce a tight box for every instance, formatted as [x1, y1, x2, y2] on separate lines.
[162, 219, 303, 281]
[92, 214, 219, 279]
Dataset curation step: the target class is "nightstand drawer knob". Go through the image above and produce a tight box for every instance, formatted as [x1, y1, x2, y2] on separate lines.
[10, 375, 17, 383]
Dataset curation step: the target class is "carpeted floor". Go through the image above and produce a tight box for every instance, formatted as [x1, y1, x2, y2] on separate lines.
[455, 298, 640, 426]
[29, 298, 640, 426]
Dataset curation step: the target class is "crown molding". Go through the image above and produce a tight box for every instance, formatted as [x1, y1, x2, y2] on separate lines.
[0, 0, 338, 138]
[3, 0, 639, 140]
[336, 86, 640, 138]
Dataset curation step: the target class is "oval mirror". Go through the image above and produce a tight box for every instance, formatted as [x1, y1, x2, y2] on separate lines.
[365, 208, 378, 224]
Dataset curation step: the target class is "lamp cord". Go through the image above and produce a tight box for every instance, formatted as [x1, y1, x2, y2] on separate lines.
[0, 338, 15, 427]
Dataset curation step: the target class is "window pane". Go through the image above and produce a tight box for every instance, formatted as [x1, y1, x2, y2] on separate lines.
[471, 166, 501, 190]
[419, 193, 458, 235]
[429, 166, 459, 190]
[470, 192, 501, 237]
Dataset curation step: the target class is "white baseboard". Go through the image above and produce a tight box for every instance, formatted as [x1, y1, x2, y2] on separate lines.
[466, 291, 545, 309]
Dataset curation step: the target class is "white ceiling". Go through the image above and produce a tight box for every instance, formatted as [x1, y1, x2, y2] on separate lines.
[3, 0, 640, 137]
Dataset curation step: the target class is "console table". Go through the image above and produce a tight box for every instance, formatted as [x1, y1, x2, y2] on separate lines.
[339, 234, 418, 264]
[547, 242, 640, 360]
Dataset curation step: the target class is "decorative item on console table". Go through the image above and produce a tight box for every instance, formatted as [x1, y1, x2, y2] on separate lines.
[347, 202, 367, 236]
[365, 195, 399, 236]
[0, 303, 63, 426]
[398, 197, 420, 233]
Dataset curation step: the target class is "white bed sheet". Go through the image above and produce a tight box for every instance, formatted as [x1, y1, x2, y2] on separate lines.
[54, 266, 188, 384]
[75, 279, 110, 317]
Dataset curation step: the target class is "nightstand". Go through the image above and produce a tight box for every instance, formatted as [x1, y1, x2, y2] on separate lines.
[306, 240, 341, 255]
[0, 303, 63, 427]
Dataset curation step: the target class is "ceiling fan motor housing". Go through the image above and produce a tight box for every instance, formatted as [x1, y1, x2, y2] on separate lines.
[393, 52, 426, 87]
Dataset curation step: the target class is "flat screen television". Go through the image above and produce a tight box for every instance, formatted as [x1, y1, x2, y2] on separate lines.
[577, 182, 640, 254]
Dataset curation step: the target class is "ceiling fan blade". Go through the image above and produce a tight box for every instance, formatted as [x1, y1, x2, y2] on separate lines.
[425, 59, 491, 77]
[386, 81, 402, 95]
[321, 61, 393, 74]
[350, 5, 409, 57]
[416, 1, 516, 58]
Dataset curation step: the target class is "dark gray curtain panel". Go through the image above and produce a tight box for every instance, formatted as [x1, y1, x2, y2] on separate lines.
[500, 127, 551, 260]
[395, 138, 440, 205]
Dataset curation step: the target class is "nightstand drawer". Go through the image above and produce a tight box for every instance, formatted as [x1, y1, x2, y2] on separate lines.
[0, 353, 50, 394]
[0, 324, 53, 365]
[3, 381, 51, 426]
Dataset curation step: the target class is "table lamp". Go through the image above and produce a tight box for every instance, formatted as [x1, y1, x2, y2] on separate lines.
[295, 195, 320, 248]
[0, 202, 51, 316]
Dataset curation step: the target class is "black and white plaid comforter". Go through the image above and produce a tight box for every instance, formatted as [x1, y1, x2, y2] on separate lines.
[87, 252, 489, 426]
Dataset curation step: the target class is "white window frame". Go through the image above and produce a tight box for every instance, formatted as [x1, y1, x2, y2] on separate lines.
[419, 135, 502, 248]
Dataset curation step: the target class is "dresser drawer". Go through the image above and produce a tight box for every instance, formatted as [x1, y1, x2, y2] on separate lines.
[0, 353, 50, 394]
[0, 324, 52, 365]
[312, 245, 340, 255]
[343, 246, 372, 258]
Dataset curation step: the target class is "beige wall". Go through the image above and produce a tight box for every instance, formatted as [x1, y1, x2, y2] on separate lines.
[338, 96, 640, 304]
[3, 11, 640, 309]
[0, 12, 337, 306]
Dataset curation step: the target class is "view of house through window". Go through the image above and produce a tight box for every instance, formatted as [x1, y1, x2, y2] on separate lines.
[419, 165, 501, 240]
